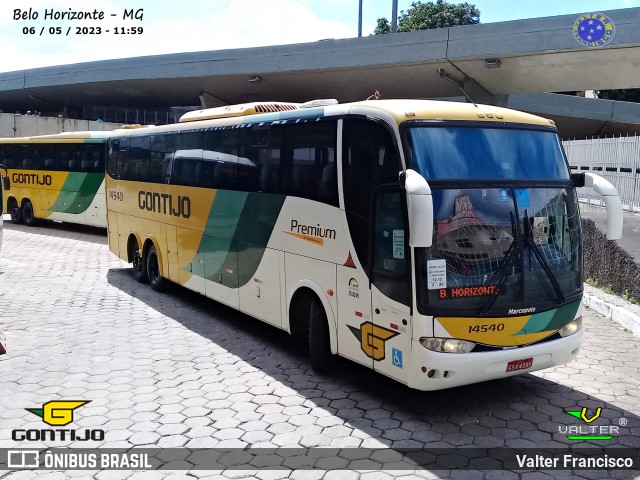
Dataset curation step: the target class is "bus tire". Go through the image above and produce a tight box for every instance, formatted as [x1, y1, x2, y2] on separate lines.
[131, 239, 149, 284]
[309, 296, 333, 372]
[147, 244, 165, 292]
[22, 200, 36, 226]
[9, 199, 22, 224]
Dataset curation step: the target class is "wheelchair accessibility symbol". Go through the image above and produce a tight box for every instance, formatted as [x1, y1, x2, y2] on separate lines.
[392, 348, 403, 369]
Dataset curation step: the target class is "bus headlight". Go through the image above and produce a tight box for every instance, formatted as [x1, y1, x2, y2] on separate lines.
[559, 317, 582, 337]
[420, 337, 475, 353]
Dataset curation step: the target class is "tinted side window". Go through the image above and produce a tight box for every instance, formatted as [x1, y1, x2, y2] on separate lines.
[150, 134, 174, 184]
[343, 119, 400, 218]
[287, 121, 337, 206]
[172, 131, 204, 187]
[126, 136, 155, 181]
[240, 125, 284, 194]
[0, 145, 18, 169]
[342, 119, 401, 273]
[17, 145, 34, 170]
[202, 128, 254, 191]
[107, 139, 126, 178]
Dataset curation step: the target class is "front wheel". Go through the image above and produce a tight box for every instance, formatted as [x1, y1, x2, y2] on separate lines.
[22, 200, 36, 226]
[309, 297, 333, 372]
[147, 245, 166, 292]
[131, 241, 148, 284]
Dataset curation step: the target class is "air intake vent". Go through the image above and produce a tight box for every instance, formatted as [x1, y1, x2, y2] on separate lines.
[254, 104, 300, 113]
[180, 102, 301, 122]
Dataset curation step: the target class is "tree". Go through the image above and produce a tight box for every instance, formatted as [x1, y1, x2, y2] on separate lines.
[374, 17, 391, 35]
[596, 89, 640, 103]
[374, 0, 480, 35]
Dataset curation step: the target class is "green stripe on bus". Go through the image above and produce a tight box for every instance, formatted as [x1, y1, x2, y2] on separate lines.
[187, 191, 286, 288]
[190, 190, 249, 285]
[516, 300, 581, 335]
[234, 193, 286, 286]
[49, 173, 103, 214]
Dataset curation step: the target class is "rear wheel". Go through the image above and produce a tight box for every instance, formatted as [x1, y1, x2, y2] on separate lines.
[131, 240, 148, 283]
[309, 297, 333, 372]
[22, 200, 36, 226]
[147, 245, 166, 292]
[9, 199, 22, 224]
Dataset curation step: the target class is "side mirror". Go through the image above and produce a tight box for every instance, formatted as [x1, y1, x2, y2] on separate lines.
[405, 169, 434, 248]
[583, 172, 623, 240]
[570, 172, 585, 188]
[0, 165, 8, 191]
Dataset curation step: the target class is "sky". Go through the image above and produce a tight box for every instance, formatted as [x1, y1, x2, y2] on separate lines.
[0, 0, 638, 73]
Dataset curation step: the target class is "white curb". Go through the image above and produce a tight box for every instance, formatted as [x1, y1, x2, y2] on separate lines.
[583, 284, 640, 339]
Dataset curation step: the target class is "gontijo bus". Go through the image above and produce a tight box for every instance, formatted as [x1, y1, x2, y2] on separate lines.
[0, 131, 110, 228]
[0, 164, 8, 249]
[105, 99, 622, 391]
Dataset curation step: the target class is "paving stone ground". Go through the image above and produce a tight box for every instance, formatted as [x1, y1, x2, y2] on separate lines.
[0, 219, 639, 480]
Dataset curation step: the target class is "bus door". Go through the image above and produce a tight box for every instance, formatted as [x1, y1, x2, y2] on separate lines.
[339, 118, 412, 379]
[370, 188, 412, 384]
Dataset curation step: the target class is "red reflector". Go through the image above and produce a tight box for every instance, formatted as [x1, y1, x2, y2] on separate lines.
[355, 311, 363, 317]
[390, 323, 398, 330]
[343, 252, 356, 268]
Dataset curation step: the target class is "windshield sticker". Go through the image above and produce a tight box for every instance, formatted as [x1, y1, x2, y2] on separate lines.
[499, 189, 510, 202]
[427, 259, 447, 290]
[438, 285, 500, 299]
[392, 230, 405, 259]
[516, 189, 531, 208]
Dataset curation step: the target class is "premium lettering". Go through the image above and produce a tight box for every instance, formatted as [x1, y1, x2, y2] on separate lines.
[138, 191, 190, 218]
[12, 173, 52, 186]
[290, 219, 336, 239]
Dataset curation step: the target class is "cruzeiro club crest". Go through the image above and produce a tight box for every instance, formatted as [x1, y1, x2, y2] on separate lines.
[573, 13, 615, 48]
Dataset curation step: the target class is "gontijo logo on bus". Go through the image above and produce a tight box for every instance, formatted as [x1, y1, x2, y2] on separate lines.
[348, 321, 399, 361]
[284, 219, 336, 246]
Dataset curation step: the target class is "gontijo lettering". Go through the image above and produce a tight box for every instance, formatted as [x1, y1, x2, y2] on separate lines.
[138, 191, 191, 218]
[12, 173, 52, 185]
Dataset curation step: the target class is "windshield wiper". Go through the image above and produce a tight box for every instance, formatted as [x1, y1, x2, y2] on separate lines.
[522, 209, 565, 305]
[479, 212, 520, 316]
[479, 209, 566, 316]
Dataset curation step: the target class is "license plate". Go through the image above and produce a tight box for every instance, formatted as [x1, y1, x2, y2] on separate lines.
[506, 357, 533, 372]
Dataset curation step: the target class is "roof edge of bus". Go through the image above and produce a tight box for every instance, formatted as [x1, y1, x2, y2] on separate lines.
[345, 99, 556, 128]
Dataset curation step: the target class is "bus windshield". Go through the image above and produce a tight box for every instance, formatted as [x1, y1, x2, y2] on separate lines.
[404, 125, 569, 180]
[414, 187, 583, 317]
[404, 125, 582, 317]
